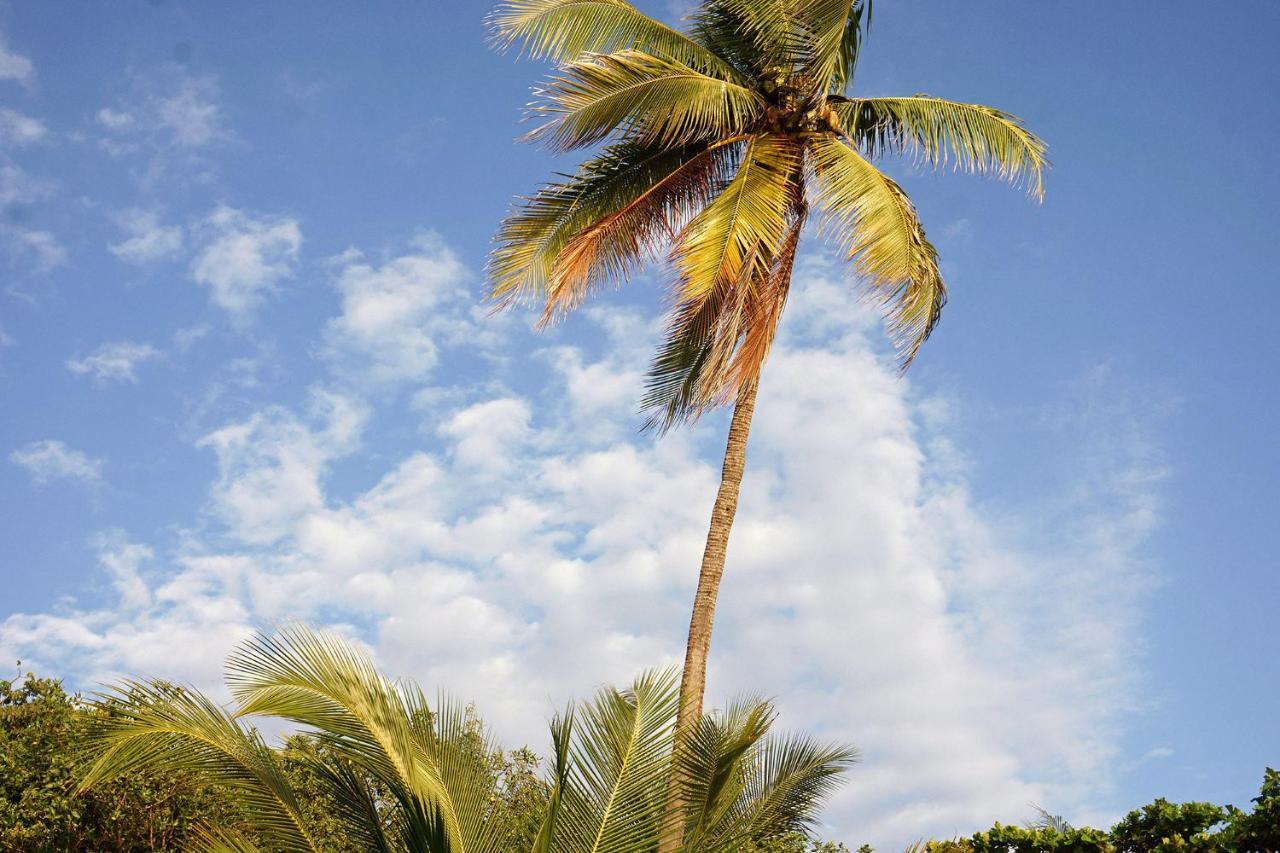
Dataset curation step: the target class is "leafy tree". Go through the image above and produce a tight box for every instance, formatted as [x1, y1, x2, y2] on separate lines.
[78, 623, 858, 852]
[917, 769, 1280, 852]
[485, 1, 1049, 792]
[0, 668, 240, 851]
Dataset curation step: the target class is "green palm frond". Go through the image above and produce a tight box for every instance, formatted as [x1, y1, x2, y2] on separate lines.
[835, 95, 1048, 198]
[676, 697, 776, 850]
[809, 133, 946, 367]
[798, 0, 872, 92]
[225, 624, 490, 853]
[529, 51, 764, 151]
[78, 681, 320, 853]
[736, 732, 859, 842]
[532, 709, 574, 853]
[692, 0, 808, 74]
[555, 668, 680, 853]
[490, 141, 720, 308]
[489, 0, 742, 81]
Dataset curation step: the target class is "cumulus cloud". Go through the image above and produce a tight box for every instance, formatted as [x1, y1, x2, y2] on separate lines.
[0, 34, 34, 87]
[66, 340, 161, 383]
[321, 233, 474, 384]
[10, 439, 103, 485]
[0, 248, 1167, 848]
[196, 388, 367, 544]
[190, 206, 301, 321]
[0, 107, 47, 145]
[108, 208, 184, 264]
[0, 161, 52, 206]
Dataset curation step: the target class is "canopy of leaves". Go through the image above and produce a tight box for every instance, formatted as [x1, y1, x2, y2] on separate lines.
[489, 0, 1048, 428]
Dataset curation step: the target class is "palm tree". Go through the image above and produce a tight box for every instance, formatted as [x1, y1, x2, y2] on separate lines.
[78, 624, 857, 852]
[486, 0, 1047, 753]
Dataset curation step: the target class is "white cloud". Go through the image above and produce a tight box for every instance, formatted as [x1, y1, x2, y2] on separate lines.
[196, 388, 367, 545]
[10, 439, 103, 485]
[97, 68, 230, 150]
[67, 340, 161, 383]
[95, 107, 134, 131]
[321, 233, 474, 384]
[108, 208, 184, 264]
[0, 161, 52, 206]
[190, 206, 301, 321]
[0, 34, 34, 87]
[0, 108, 47, 145]
[0, 224, 67, 271]
[93, 531, 154, 610]
[0, 249, 1168, 849]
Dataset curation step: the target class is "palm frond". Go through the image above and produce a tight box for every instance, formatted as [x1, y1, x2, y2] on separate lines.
[489, 0, 742, 81]
[642, 133, 803, 427]
[532, 709, 574, 853]
[736, 732, 859, 842]
[554, 668, 680, 853]
[798, 0, 872, 92]
[529, 50, 764, 151]
[225, 624, 475, 852]
[677, 697, 776, 851]
[543, 136, 743, 323]
[78, 681, 319, 853]
[835, 95, 1049, 199]
[692, 0, 808, 74]
[808, 133, 946, 368]
[489, 140, 717, 308]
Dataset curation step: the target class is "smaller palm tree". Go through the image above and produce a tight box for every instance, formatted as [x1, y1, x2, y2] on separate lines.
[78, 624, 857, 852]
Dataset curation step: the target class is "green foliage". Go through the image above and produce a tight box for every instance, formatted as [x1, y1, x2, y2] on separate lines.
[919, 769, 1280, 852]
[73, 624, 855, 852]
[0, 669, 240, 851]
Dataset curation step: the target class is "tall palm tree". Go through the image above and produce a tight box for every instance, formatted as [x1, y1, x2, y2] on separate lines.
[78, 624, 856, 852]
[487, 0, 1047, 751]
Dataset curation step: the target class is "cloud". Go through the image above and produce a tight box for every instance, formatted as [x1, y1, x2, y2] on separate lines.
[0, 247, 1168, 849]
[108, 208, 184, 264]
[196, 388, 367, 545]
[0, 161, 52, 206]
[0, 34, 34, 87]
[10, 439, 103, 485]
[97, 68, 230, 150]
[66, 340, 162, 383]
[190, 206, 301, 321]
[320, 233, 476, 384]
[0, 224, 67, 271]
[0, 108, 47, 146]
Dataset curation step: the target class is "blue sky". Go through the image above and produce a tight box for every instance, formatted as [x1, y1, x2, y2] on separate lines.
[1, 0, 1277, 845]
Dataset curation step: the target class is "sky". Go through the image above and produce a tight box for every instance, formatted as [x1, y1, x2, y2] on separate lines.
[1, 0, 1277, 846]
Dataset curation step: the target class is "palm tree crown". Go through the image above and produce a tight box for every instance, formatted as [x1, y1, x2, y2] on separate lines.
[488, 0, 1047, 429]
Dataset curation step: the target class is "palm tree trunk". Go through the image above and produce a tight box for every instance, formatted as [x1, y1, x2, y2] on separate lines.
[660, 376, 761, 852]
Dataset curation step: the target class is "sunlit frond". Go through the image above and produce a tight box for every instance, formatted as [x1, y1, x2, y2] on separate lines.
[532, 709, 574, 853]
[488, 0, 741, 80]
[643, 133, 803, 427]
[78, 681, 319, 853]
[490, 141, 718, 307]
[798, 0, 872, 92]
[554, 668, 680, 853]
[529, 51, 764, 151]
[835, 95, 1049, 199]
[809, 133, 946, 367]
[226, 624, 500, 853]
[544, 137, 742, 323]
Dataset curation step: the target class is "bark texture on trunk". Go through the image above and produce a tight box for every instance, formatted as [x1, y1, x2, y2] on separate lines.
[659, 378, 760, 852]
